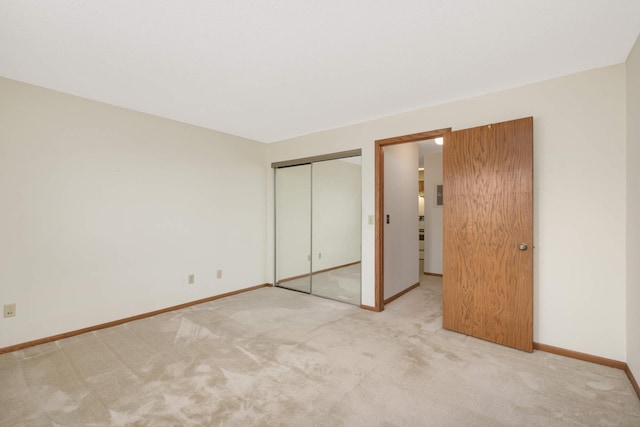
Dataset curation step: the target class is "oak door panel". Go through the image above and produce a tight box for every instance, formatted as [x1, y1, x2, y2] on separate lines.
[443, 117, 533, 352]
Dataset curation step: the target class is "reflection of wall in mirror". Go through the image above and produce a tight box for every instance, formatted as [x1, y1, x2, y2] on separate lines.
[312, 158, 362, 272]
[275, 165, 312, 280]
[275, 158, 361, 282]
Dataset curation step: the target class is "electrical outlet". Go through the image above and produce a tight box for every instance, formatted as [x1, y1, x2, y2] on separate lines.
[368, 215, 374, 225]
[4, 303, 16, 318]
[188, 274, 195, 284]
[216, 270, 222, 279]
[318, 253, 322, 259]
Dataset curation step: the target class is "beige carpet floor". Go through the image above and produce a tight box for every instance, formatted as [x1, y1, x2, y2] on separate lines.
[1, 276, 639, 426]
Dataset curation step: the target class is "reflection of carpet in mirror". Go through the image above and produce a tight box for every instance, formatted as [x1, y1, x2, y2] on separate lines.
[277, 263, 360, 305]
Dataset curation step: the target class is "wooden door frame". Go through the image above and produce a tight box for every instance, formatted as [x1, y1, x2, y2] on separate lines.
[374, 128, 451, 311]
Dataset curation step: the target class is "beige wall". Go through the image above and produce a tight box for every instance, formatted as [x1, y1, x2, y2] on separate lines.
[268, 64, 627, 360]
[423, 153, 443, 275]
[0, 78, 268, 348]
[1, 59, 633, 364]
[626, 35, 640, 378]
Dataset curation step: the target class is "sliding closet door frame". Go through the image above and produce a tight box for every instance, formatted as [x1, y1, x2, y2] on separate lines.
[271, 149, 362, 169]
[272, 149, 362, 296]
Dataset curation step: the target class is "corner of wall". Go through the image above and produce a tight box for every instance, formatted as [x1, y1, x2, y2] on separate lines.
[626, 33, 640, 383]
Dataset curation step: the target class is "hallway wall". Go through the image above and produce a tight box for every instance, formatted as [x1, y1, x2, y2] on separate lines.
[423, 153, 443, 275]
[383, 143, 419, 299]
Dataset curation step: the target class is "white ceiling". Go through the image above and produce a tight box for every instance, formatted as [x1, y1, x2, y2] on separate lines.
[1, 1, 639, 143]
[418, 140, 442, 167]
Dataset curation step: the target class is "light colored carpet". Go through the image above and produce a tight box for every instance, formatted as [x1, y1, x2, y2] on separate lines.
[1, 276, 639, 426]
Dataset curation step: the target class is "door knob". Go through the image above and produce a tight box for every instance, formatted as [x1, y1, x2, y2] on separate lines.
[518, 243, 528, 251]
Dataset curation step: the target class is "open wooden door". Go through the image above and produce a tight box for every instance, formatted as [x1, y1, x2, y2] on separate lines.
[443, 117, 533, 352]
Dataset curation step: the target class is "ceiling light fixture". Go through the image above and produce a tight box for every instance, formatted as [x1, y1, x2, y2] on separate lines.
[435, 137, 444, 145]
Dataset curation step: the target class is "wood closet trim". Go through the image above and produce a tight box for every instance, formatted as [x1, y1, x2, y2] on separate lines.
[374, 128, 450, 311]
[276, 261, 360, 284]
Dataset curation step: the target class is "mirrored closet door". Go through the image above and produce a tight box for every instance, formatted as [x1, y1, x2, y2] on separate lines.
[274, 151, 361, 305]
[275, 164, 312, 294]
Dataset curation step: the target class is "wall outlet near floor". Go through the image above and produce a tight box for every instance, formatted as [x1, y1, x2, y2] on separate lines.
[4, 303, 16, 318]
[188, 274, 195, 284]
[216, 270, 222, 279]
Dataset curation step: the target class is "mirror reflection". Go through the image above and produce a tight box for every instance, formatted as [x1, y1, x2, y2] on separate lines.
[275, 155, 361, 305]
[275, 164, 311, 293]
[310, 157, 361, 304]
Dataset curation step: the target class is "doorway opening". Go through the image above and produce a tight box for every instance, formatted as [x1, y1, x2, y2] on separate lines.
[375, 118, 534, 353]
[418, 139, 445, 279]
[374, 129, 450, 311]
